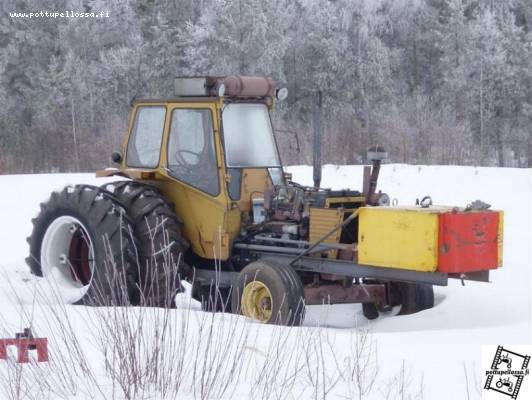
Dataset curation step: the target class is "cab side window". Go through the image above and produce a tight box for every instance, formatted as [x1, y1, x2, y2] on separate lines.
[127, 106, 166, 168]
[167, 109, 219, 196]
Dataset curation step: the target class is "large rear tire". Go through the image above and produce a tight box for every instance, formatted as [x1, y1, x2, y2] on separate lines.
[232, 259, 305, 326]
[102, 180, 191, 307]
[26, 185, 138, 305]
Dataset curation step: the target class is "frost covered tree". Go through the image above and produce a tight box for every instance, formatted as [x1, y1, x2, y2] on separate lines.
[182, 0, 292, 79]
[466, 4, 526, 166]
[0, 0, 531, 172]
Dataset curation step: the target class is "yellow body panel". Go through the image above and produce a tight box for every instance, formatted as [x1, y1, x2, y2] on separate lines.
[157, 176, 236, 260]
[237, 168, 272, 213]
[120, 99, 245, 260]
[309, 208, 344, 258]
[358, 207, 440, 272]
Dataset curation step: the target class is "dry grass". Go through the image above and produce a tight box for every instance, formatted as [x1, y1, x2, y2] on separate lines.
[0, 224, 427, 399]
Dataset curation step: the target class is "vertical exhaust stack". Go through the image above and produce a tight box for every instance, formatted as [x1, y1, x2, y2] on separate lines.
[313, 90, 323, 189]
[365, 145, 387, 205]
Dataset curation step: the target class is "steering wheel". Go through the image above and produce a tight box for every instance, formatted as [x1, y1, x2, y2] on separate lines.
[174, 149, 202, 166]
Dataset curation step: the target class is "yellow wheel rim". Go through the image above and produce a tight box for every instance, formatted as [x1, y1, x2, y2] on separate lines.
[241, 281, 273, 322]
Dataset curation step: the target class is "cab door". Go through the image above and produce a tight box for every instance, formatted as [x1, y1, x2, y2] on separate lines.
[158, 103, 239, 260]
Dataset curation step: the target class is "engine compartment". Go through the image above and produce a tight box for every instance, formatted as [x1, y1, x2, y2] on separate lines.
[240, 180, 370, 260]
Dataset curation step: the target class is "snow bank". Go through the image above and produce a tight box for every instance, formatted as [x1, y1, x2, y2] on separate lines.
[0, 165, 529, 399]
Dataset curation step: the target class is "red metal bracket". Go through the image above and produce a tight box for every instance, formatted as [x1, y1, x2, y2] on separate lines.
[0, 331, 48, 363]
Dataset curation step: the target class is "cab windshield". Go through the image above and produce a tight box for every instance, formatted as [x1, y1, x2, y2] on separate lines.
[222, 103, 281, 168]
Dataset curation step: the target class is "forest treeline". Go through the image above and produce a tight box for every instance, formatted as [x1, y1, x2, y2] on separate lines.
[1, 0, 531, 173]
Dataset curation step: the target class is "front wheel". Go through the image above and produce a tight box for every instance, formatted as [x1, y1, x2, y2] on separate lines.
[232, 259, 305, 326]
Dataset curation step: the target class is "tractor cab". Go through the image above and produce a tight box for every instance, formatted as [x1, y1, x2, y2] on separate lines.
[101, 76, 288, 260]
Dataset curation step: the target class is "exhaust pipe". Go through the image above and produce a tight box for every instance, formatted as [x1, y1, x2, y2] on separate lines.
[365, 145, 387, 205]
[313, 90, 323, 189]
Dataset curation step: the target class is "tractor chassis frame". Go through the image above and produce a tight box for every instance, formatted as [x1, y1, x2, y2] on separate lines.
[303, 283, 386, 306]
[190, 248, 490, 306]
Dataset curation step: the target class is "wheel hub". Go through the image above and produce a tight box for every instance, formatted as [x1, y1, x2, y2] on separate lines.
[40, 216, 95, 303]
[241, 281, 273, 322]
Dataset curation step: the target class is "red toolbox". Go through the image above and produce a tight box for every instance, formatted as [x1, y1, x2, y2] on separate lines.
[437, 210, 503, 273]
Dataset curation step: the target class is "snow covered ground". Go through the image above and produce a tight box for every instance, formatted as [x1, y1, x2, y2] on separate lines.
[0, 164, 530, 399]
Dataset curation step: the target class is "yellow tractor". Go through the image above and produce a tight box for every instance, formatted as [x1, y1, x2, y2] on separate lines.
[26, 76, 504, 325]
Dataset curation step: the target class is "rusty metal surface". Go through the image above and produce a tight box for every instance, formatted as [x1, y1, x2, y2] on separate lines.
[313, 90, 322, 188]
[222, 76, 276, 97]
[172, 76, 276, 98]
[304, 283, 386, 305]
[365, 160, 381, 205]
[363, 165, 371, 198]
[261, 253, 449, 286]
